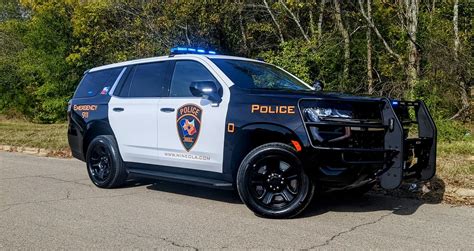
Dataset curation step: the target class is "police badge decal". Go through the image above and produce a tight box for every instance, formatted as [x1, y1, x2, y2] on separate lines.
[176, 104, 202, 151]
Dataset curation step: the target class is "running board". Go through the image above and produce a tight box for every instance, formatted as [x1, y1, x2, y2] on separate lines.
[128, 168, 234, 190]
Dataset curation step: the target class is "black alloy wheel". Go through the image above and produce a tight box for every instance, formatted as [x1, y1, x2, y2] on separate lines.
[86, 135, 127, 188]
[249, 155, 301, 208]
[237, 143, 315, 218]
[88, 144, 112, 183]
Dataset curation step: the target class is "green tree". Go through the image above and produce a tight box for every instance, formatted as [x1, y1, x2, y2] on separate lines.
[0, 0, 472, 123]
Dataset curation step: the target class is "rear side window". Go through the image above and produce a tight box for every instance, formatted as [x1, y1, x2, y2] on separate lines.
[74, 67, 123, 98]
[119, 62, 169, 97]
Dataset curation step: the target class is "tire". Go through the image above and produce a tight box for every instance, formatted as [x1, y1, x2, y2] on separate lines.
[236, 143, 315, 218]
[86, 135, 127, 188]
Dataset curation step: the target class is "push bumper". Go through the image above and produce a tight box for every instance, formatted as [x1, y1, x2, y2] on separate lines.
[299, 98, 437, 189]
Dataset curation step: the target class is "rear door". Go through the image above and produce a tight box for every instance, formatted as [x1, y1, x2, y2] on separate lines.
[109, 61, 171, 165]
[157, 59, 230, 173]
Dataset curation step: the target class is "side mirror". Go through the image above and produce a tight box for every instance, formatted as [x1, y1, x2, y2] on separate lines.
[313, 79, 324, 92]
[190, 81, 222, 103]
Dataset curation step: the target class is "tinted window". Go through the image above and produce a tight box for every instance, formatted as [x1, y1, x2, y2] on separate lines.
[170, 61, 217, 97]
[211, 59, 310, 91]
[74, 67, 123, 98]
[117, 67, 134, 97]
[125, 62, 169, 97]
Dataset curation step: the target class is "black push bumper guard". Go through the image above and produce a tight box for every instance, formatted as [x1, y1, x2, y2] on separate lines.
[299, 98, 437, 189]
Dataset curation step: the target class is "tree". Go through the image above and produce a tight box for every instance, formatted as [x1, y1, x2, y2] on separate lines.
[280, 0, 310, 43]
[317, 0, 325, 44]
[405, 0, 420, 99]
[263, 0, 284, 44]
[366, 0, 374, 94]
[333, 0, 350, 85]
[450, 0, 470, 120]
[0, 0, 472, 122]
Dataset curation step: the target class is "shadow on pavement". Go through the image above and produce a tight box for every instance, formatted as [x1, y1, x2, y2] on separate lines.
[145, 180, 242, 204]
[122, 178, 155, 188]
[300, 192, 423, 218]
[124, 176, 445, 217]
[300, 176, 445, 218]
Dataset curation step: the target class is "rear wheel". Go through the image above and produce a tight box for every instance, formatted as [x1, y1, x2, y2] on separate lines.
[86, 135, 127, 188]
[236, 143, 315, 218]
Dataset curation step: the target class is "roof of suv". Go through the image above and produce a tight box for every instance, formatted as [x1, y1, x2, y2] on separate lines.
[88, 54, 262, 73]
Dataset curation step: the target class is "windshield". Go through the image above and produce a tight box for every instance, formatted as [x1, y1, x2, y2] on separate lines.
[211, 59, 311, 91]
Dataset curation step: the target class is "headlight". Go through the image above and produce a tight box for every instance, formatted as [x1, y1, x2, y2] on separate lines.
[304, 107, 352, 121]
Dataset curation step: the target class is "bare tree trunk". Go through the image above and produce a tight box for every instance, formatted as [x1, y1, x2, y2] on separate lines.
[366, 0, 374, 94]
[430, 0, 436, 24]
[238, 3, 248, 54]
[177, 24, 192, 46]
[263, 0, 284, 44]
[317, 0, 325, 44]
[280, 0, 310, 43]
[309, 8, 316, 39]
[358, 0, 403, 65]
[450, 0, 470, 120]
[334, 0, 350, 83]
[405, 0, 419, 99]
[453, 0, 460, 59]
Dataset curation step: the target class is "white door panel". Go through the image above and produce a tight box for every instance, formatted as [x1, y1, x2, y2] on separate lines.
[157, 97, 229, 173]
[108, 96, 160, 165]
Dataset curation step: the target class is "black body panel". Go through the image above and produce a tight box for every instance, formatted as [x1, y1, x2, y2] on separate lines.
[223, 87, 437, 190]
[67, 69, 118, 161]
[68, 95, 114, 161]
[222, 87, 309, 179]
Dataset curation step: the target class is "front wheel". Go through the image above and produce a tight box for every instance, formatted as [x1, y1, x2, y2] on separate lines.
[236, 143, 315, 218]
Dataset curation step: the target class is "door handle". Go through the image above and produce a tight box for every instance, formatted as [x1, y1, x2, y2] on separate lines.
[160, 108, 175, 113]
[113, 107, 124, 112]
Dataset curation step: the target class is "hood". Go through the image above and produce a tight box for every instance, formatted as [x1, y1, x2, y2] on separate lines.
[240, 88, 386, 102]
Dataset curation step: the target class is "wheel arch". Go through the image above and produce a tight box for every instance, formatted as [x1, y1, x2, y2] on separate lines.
[229, 122, 304, 181]
[83, 120, 116, 157]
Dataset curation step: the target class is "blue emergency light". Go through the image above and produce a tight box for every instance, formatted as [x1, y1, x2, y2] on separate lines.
[170, 46, 217, 55]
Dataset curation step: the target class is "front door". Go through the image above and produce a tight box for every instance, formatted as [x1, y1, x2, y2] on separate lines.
[109, 61, 171, 165]
[157, 60, 230, 173]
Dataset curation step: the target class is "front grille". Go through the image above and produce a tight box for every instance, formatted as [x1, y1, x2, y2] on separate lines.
[299, 98, 386, 149]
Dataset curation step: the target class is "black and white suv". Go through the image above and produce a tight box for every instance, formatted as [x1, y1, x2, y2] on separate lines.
[68, 47, 437, 218]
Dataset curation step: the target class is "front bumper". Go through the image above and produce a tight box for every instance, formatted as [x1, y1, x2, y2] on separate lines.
[299, 98, 437, 189]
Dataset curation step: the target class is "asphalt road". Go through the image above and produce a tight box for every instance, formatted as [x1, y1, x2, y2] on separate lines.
[0, 151, 473, 249]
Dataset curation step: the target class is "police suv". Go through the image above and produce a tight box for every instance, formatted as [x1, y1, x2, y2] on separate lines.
[68, 47, 437, 218]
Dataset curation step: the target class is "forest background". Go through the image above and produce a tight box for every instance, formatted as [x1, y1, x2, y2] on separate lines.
[0, 0, 472, 138]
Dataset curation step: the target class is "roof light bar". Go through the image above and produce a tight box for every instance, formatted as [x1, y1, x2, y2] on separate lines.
[170, 46, 217, 55]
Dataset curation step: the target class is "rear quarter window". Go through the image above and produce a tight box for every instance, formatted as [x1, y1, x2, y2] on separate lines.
[74, 67, 123, 98]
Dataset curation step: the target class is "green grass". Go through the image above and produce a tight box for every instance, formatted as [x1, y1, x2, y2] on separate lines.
[438, 140, 474, 156]
[437, 139, 474, 189]
[0, 118, 68, 150]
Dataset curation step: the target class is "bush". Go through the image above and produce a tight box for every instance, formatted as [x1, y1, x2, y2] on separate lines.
[436, 119, 471, 142]
[258, 40, 314, 83]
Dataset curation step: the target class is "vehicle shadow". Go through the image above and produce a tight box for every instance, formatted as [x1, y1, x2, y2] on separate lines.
[126, 176, 446, 217]
[145, 180, 242, 204]
[300, 176, 446, 218]
[122, 178, 156, 188]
